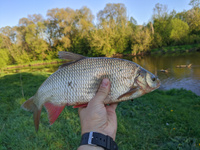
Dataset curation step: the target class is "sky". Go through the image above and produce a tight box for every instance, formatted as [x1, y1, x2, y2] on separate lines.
[0, 0, 192, 28]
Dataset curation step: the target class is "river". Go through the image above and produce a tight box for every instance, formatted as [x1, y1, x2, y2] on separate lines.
[126, 52, 200, 96]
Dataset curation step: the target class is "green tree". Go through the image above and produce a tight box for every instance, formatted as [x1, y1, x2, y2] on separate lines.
[90, 3, 130, 56]
[131, 26, 152, 55]
[71, 6, 94, 55]
[9, 14, 49, 62]
[0, 26, 17, 43]
[152, 3, 172, 47]
[0, 34, 11, 68]
[46, 7, 94, 55]
[189, 0, 200, 8]
[185, 8, 200, 34]
[169, 18, 189, 44]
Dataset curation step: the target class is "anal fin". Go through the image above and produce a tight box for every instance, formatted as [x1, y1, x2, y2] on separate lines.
[44, 102, 66, 125]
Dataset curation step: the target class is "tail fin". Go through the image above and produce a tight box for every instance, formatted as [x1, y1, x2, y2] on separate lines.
[21, 97, 41, 132]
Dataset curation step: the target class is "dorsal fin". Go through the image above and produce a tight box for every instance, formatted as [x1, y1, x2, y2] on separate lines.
[58, 51, 85, 61]
[58, 52, 86, 69]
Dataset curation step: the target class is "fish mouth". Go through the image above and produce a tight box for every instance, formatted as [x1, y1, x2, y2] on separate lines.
[156, 79, 161, 89]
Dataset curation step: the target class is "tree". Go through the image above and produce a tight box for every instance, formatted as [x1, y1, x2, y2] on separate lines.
[0, 26, 17, 43]
[185, 8, 200, 34]
[46, 8, 62, 47]
[153, 3, 168, 20]
[90, 3, 130, 56]
[152, 3, 172, 47]
[169, 18, 189, 44]
[16, 14, 49, 61]
[131, 27, 152, 55]
[0, 34, 11, 68]
[189, 0, 200, 8]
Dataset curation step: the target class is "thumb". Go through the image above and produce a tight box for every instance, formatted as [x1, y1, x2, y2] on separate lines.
[90, 78, 110, 105]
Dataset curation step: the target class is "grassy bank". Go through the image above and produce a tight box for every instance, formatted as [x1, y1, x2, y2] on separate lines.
[0, 72, 200, 150]
[1, 58, 65, 70]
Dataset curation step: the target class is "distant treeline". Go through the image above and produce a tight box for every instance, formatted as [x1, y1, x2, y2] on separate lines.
[0, 1, 200, 68]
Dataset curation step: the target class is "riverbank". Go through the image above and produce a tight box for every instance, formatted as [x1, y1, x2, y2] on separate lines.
[151, 44, 200, 55]
[114, 43, 200, 57]
[0, 72, 200, 149]
[1, 44, 200, 72]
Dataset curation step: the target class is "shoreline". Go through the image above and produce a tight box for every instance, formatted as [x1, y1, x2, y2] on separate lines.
[2, 44, 200, 71]
[113, 44, 200, 57]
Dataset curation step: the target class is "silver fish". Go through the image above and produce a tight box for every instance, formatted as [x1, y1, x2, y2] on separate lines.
[21, 52, 160, 131]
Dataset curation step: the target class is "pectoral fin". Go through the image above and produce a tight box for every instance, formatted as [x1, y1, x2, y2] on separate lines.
[118, 86, 138, 100]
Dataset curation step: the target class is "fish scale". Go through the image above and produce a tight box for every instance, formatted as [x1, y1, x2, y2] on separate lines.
[21, 52, 160, 131]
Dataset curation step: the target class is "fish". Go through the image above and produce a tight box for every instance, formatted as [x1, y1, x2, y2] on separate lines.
[21, 51, 161, 131]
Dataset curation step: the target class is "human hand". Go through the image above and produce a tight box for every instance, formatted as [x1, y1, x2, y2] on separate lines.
[78, 78, 118, 140]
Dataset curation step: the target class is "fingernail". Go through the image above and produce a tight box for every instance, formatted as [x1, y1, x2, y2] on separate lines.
[101, 78, 109, 87]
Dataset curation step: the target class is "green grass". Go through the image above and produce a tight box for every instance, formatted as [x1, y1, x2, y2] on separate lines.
[5, 58, 63, 67]
[0, 58, 65, 73]
[0, 72, 200, 150]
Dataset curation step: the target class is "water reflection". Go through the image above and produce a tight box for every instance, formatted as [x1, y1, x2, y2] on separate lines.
[129, 52, 200, 96]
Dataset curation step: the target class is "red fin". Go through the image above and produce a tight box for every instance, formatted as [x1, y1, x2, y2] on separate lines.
[118, 86, 138, 100]
[21, 97, 42, 131]
[73, 103, 88, 108]
[44, 102, 66, 125]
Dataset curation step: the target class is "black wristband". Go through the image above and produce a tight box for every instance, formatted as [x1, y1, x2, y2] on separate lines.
[80, 132, 118, 150]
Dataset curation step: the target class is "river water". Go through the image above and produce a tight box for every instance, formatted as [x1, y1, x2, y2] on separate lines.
[126, 52, 200, 96]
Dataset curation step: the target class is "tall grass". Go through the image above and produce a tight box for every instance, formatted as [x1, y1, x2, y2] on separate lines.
[0, 72, 200, 150]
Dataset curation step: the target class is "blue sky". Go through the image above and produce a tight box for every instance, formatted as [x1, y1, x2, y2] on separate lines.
[0, 0, 192, 28]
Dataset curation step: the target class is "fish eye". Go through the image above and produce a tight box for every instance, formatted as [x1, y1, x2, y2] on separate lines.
[152, 77, 156, 81]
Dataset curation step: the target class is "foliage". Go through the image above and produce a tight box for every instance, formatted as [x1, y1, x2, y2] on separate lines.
[0, 72, 200, 149]
[90, 3, 130, 57]
[0, 49, 9, 68]
[169, 18, 189, 44]
[0, 2, 200, 66]
[131, 26, 152, 55]
[151, 43, 200, 54]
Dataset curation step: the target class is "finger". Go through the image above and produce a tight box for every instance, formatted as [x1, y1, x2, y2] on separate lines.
[106, 103, 118, 115]
[108, 103, 118, 110]
[78, 107, 83, 115]
[90, 78, 111, 105]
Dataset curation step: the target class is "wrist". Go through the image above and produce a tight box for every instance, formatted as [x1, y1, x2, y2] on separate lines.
[81, 128, 116, 140]
[79, 132, 118, 150]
